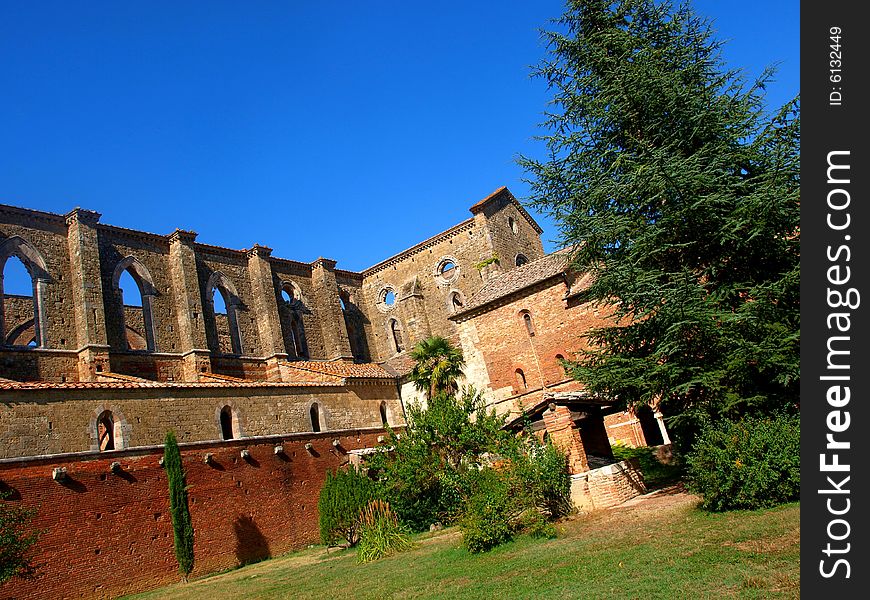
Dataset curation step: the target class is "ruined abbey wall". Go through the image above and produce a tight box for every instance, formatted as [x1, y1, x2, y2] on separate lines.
[0, 428, 388, 600]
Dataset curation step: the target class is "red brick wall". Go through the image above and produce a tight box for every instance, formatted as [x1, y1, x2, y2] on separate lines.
[0, 428, 387, 600]
[604, 410, 648, 447]
[469, 281, 614, 397]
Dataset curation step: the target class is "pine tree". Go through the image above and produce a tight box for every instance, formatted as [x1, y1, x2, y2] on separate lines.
[164, 431, 194, 579]
[519, 0, 799, 449]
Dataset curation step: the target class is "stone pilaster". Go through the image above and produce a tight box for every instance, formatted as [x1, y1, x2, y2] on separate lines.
[311, 258, 353, 361]
[65, 208, 110, 380]
[396, 276, 431, 348]
[247, 244, 288, 380]
[167, 229, 211, 380]
[542, 403, 589, 474]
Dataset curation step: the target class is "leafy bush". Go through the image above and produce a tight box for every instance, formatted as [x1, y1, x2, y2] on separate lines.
[0, 492, 41, 584]
[356, 500, 412, 563]
[318, 467, 375, 547]
[164, 431, 194, 579]
[686, 414, 799, 511]
[508, 435, 571, 519]
[460, 470, 515, 553]
[367, 387, 509, 531]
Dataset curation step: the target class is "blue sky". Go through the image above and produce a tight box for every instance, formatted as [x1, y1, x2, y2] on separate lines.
[1, 1, 798, 298]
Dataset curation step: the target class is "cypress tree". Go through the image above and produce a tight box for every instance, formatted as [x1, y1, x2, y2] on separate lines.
[519, 0, 799, 450]
[164, 431, 194, 579]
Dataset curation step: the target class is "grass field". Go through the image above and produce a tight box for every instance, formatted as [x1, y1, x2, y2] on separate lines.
[125, 486, 799, 600]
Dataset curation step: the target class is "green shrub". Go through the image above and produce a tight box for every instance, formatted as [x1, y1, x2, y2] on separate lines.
[318, 467, 375, 547]
[164, 431, 194, 579]
[460, 469, 514, 553]
[686, 414, 799, 511]
[509, 436, 571, 519]
[356, 500, 412, 563]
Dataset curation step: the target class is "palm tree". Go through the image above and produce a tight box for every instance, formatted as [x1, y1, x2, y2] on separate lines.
[409, 336, 465, 400]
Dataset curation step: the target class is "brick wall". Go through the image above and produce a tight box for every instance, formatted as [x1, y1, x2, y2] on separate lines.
[457, 279, 615, 406]
[569, 458, 647, 511]
[0, 429, 388, 600]
[604, 411, 648, 447]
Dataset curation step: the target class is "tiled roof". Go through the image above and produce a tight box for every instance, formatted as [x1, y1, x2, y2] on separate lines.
[379, 353, 417, 378]
[283, 361, 393, 379]
[451, 251, 573, 318]
[0, 379, 343, 391]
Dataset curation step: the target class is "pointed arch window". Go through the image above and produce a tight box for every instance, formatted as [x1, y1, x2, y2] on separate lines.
[0, 236, 50, 348]
[388, 318, 404, 353]
[206, 272, 243, 355]
[379, 402, 389, 426]
[112, 256, 158, 352]
[515, 369, 527, 391]
[521, 311, 535, 336]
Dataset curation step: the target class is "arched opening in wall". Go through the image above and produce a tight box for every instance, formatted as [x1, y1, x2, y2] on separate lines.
[515, 254, 529, 267]
[118, 270, 147, 350]
[112, 257, 158, 352]
[388, 318, 404, 353]
[291, 315, 308, 359]
[636, 405, 664, 446]
[310, 403, 321, 432]
[521, 311, 535, 336]
[449, 291, 465, 313]
[281, 285, 295, 304]
[508, 216, 518, 235]
[207, 274, 243, 355]
[97, 410, 115, 451]
[0, 245, 47, 348]
[555, 354, 567, 375]
[379, 402, 388, 426]
[220, 405, 235, 440]
[515, 369, 527, 392]
[338, 293, 347, 312]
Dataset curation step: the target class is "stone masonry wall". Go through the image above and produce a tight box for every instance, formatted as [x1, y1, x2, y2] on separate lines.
[0, 429, 389, 600]
[0, 383, 403, 459]
[360, 189, 544, 363]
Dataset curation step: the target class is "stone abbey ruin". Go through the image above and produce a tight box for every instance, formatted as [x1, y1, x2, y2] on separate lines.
[1, 187, 667, 598]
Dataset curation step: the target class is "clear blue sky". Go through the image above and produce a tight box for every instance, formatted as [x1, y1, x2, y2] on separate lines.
[1, 1, 798, 297]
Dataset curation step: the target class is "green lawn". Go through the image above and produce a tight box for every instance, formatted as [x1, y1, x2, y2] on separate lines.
[125, 489, 799, 600]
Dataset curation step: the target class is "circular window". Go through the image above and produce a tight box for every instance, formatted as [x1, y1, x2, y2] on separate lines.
[377, 286, 397, 312]
[435, 256, 460, 284]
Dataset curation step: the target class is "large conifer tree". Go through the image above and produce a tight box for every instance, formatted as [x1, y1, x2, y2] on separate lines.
[519, 0, 799, 448]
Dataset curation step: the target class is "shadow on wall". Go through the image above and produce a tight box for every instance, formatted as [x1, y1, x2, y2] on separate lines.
[233, 515, 271, 566]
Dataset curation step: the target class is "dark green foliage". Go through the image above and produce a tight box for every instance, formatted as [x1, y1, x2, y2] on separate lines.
[317, 467, 375, 547]
[506, 434, 572, 519]
[686, 414, 799, 511]
[519, 0, 800, 452]
[368, 387, 509, 531]
[611, 445, 684, 488]
[409, 336, 466, 400]
[164, 431, 194, 578]
[460, 435, 570, 552]
[460, 470, 515, 553]
[0, 492, 40, 584]
[356, 499, 412, 563]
